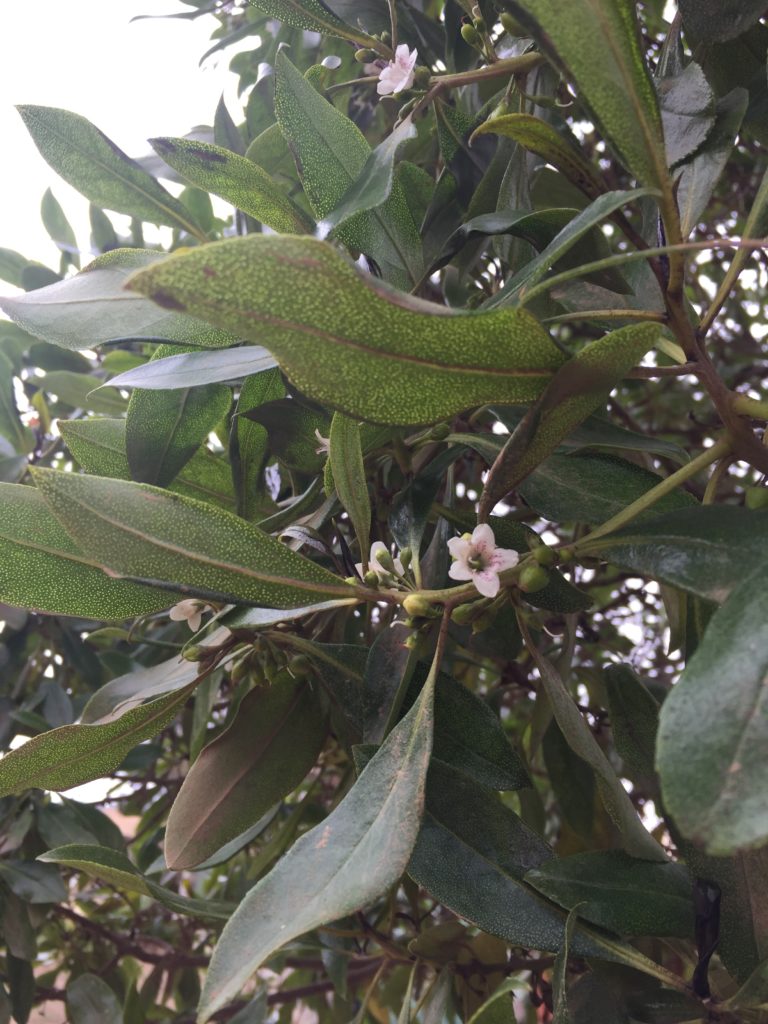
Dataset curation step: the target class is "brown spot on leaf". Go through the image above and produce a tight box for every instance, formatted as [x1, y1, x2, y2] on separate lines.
[202, 266, 217, 278]
[151, 289, 187, 312]
[188, 146, 227, 163]
[152, 138, 176, 154]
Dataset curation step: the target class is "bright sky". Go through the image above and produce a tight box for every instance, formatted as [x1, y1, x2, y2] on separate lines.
[0, 0, 238, 270]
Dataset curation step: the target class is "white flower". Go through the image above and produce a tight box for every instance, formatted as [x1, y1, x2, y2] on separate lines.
[447, 524, 519, 598]
[356, 541, 404, 581]
[377, 44, 418, 96]
[169, 599, 209, 633]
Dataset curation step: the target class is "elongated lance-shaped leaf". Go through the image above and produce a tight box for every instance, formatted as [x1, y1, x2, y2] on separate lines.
[552, 906, 579, 1023]
[17, 106, 205, 237]
[657, 568, 768, 855]
[38, 845, 234, 921]
[479, 323, 659, 519]
[247, 0, 380, 48]
[0, 482, 169, 619]
[149, 137, 314, 234]
[102, 346, 277, 390]
[329, 413, 370, 565]
[472, 114, 606, 202]
[126, 235, 565, 426]
[0, 680, 202, 796]
[165, 674, 327, 869]
[275, 52, 423, 291]
[505, 1, 669, 192]
[197, 667, 436, 1022]
[0, 249, 238, 351]
[31, 468, 354, 608]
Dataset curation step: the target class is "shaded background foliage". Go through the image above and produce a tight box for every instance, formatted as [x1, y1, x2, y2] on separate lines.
[0, 1, 767, 1023]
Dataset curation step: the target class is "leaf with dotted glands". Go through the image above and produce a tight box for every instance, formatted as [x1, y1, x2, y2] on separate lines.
[125, 234, 566, 427]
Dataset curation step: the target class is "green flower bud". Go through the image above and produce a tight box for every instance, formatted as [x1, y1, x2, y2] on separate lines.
[414, 66, 432, 89]
[355, 48, 379, 63]
[364, 570, 380, 588]
[533, 544, 557, 567]
[182, 645, 204, 662]
[400, 546, 413, 570]
[461, 23, 481, 46]
[473, 16, 487, 33]
[500, 12, 525, 35]
[451, 602, 481, 625]
[374, 548, 396, 574]
[519, 565, 550, 593]
[402, 593, 434, 618]
[526, 531, 544, 551]
[380, 30, 392, 46]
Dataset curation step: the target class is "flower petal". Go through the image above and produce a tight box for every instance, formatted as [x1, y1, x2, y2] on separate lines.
[447, 536, 471, 560]
[473, 570, 500, 598]
[471, 523, 496, 554]
[448, 562, 473, 582]
[490, 548, 519, 572]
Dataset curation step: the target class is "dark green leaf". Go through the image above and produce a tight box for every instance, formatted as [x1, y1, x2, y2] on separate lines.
[679, 0, 768, 44]
[552, 907, 579, 1023]
[658, 568, 768, 854]
[604, 664, 660, 797]
[18, 106, 204, 236]
[0, 249, 238, 351]
[198, 667, 436, 1021]
[526, 851, 694, 938]
[165, 675, 327, 869]
[231, 369, 285, 521]
[246, 0, 378, 46]
[126, 234, 566, 426]
[0, 861, 67, 904]
[658, 63, 716, 167]
[150, 136, 313, 234]
[66, 974, 126, 1024]
[329, 413, 370, 562]
[31, 469, 354, 608]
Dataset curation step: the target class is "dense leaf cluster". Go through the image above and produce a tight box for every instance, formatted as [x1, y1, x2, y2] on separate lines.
[0, 1, 767, 1021]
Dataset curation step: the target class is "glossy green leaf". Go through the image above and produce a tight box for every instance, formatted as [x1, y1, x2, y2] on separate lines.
[657, 568, 768, 854]
[479, 324, 659, 518]
[102, 345, 277, 390]
[319, 116, 417, 236]
[165, 675, 327, 869]
[126, 234, 565, 426]
[39, 845, 234, 920]
[0, 482, 169, 619]
[604, 664, 660, 797]
[505, 1, 668, 190]
[519, 452, 696, 524]
[472, 114, 604, 202]
[329, 413, 370, 563]
[18, 106, 204, 236]
[125, 345, 232, 487]
[32, 468, 354, 608]
[679, 0, 767, 44]
[581, 506, 768, 603]
[197, 668, 436, 1022]
[149, 136, 313, 234]
[0, 249, 238, 351]
[66, 974, 122, 1024]
[0, 680, 201, 796]
[526, 851, 694, 938]
[246, 0, 377, 46]
[526, 643, 666, 861]
[59, 417, 236, 511]
[274, 52, 423, 291]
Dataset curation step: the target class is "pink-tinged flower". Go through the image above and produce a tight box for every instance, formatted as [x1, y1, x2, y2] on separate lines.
[447, 524, 519, 598]
[377, 44, 418, 96]
[356, 541, 405, 582]
[169, 599, 209, 633]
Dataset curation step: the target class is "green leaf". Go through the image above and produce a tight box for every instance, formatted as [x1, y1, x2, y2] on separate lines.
[525, 642, 666, 862]
[0, 249, 238, 351]
[231, 369, 285, 521]
[39, 844, 234, 920]
[0, 680, 201, 796]
[505, 1, 668, 190]
[245, 398, 329, 474]
[319, 116, 418, 236]
[66, 974, 122, 1024]
[40, 371, 128, 416]
[329, 413, 370, 563]
[31, 468, 354, 608]
[125, 345, 232, 488]
[18, 106, 205, 237]
[657, 568, 768, 854]
[581, 506, 768, 603]
[0, 247, 30, 289]
[60, 417, 236, 511]
[149, 136, 313, 234]
[472, 114, 605, 202]
[679, 0, 767, 44]
[126, 234, 565, 426]
[274, 52, 424, 291]
[0, 352, 34, 454]
[0, 482, 169, 619]
[479, 324, 659, 518]
[197, 667, 436, 1022]
[165, 675, 327, 869]
[519, 452, 696, 524]
[604, 664, 660, 797]
[526, 851, 694, 938]
[659, 63, 716, 169]
[725, 956, 768, 1009]
[552, 907, 578, 1024]
[102, 345, 277, 390]
[41, 188, 80, 270]
[246, 0, 378, 47]
[0, 861, 67, 904]
[466, 980, 520, 1024]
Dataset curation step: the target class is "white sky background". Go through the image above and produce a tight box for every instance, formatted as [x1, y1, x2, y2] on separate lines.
[0, 0, 240, 269]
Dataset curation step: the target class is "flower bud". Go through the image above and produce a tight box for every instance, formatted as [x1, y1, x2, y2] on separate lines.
[533, 544, 557, 567]
[380, 30, 392, 46]
[461, 23, 481, 46]
[182, 645, 204, 662]
[414, 66, 431, 89]
[400, 546, 413, 570]
[364, 570, 380, 588]
[519, 565, 550, 593]
[374, 548, 396, 574]
[500, 12, 525, 35]
[402, 593, 434, 618]
[355, 48, 379, 63]
[451, 602, 481, 625]
[473, 15, 487, 33]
